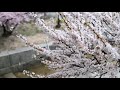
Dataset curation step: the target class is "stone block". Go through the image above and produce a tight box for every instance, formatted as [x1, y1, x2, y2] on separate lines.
[9, 53, 21, 66]
[19, 49, 34, 63]
[0, 67, 11, 75]
[0, 55, 10, 69]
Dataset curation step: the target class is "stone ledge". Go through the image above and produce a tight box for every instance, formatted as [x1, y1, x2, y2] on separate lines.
[0, 42, 55, 75]
[0, 59, 41, 75]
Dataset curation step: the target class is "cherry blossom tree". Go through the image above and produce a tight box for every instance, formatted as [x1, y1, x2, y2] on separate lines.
[17, 12, 120, 78]
[0, 12, 32, 37]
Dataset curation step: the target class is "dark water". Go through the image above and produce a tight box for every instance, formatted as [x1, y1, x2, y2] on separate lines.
[14, 63, 55, 78]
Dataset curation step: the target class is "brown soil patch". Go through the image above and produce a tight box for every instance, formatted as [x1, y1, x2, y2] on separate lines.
[0, 33, 51, 52]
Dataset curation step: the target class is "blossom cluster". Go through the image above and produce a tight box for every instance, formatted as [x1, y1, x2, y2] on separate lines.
[21, 12, 120, 78]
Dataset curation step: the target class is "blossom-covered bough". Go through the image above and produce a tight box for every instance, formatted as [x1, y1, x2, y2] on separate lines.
[0, 12, 32, 37]
[17, 12, 120, 78]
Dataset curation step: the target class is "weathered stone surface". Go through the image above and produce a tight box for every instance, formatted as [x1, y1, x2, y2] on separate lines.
[0, 26, 3, 37]
[3, 73, 16, 78]
[10, 64, 24, 73]
[0, 43, 55, 75]
[19, 50, 34, 62]
[0, 67, 12, 75]
[0, 56, 10, 69]
[0, 47, 35, 69]
[9, 53, 21, 66]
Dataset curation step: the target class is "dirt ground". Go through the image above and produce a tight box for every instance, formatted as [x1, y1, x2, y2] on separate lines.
[0, 18, 63, 52]
[0, 33, 51, 52]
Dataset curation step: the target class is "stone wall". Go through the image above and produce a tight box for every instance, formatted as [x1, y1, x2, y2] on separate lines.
[0, 26, 3, 37]
[0, 42, 56, 75]
[0, 47, 36, 75]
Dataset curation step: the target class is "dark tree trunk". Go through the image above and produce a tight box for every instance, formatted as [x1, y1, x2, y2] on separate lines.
[2, 25, 13, 37]
[55, 15, 61, 29]
[2, 19, 18, 37]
